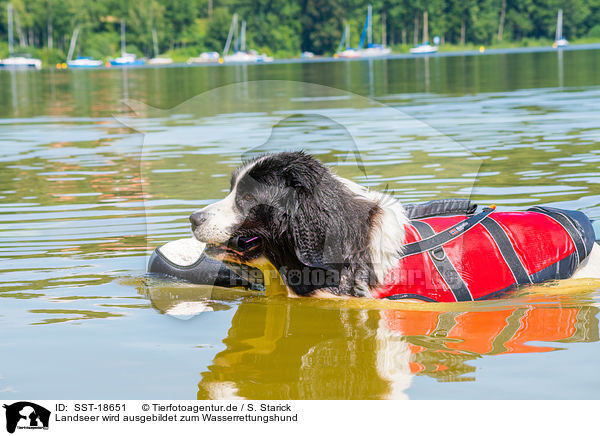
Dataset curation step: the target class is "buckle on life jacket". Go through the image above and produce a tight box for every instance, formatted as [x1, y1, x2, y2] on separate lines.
[401, 206, 496, 259]
[430, 247, 446, 261]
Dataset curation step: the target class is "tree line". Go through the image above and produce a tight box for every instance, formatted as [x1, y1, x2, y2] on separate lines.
[1, 0, 599, 61]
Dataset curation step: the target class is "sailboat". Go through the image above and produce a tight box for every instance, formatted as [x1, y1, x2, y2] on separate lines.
[410, 11, 438, 54]
[222, 15, 273, 63]
[0, 3, 42, 69]
[554, 9, 569, 48]
[187, 51, 220, 63]
[338, 4, 391, 59]
[337, 23, 359, 58]
[148, 28, 173, 65]
[110, 19, 146, 66]
[66, 26, 103, 68]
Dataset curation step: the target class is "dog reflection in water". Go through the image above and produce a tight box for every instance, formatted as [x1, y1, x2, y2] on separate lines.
[195, 297, 598, 400]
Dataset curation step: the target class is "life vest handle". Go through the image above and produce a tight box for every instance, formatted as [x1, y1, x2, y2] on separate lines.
[400, 206, 496, 258]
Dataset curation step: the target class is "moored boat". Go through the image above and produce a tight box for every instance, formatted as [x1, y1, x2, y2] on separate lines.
[0, 4, 41, 70]
[222, 15, 274, 64]
[110, 20, 146, 66]
[554, 9, 569, 48]
[410, 11, 438, 54]
[0, 55, 41, 69]
[110, 52, 145, 66]
[148, 28, 173, 65]
[409, 42, 438, 54]
[67, 57, 103, 68]
[337, 5, 391, 59]
[187, 52, 220, 64]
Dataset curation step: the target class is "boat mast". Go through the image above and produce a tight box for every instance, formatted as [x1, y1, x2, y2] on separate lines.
[556, 9, 563, 41]
[337, 22, 349, 52]
[67, 25, 80, 62]
[121, 19, 126, 56]
[382, 11, 386, 46]
[358, 5, 369, 49]
[7, 3, 13, 55]
[223, 13, 238, 56]
[152, 28, 159, 57]
[367, 4, 372, 46]
[240, 20, 246, 52]
[346, 23, 350, 49]
[423, 11, 429, 44]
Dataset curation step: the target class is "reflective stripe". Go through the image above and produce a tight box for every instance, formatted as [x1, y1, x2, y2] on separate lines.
[529, 206, 587, 263]
[411, 220, 473, 302]
[400, 208, 495, 258]
[480, 217, 532, 285]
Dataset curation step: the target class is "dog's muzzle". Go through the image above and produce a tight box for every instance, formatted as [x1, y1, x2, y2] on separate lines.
[189, 211, 208, 231]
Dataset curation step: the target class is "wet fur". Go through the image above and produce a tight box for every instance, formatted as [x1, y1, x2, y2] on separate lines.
[231, 152, 382, 297]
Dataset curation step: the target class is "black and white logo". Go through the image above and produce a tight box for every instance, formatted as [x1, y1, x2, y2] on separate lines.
[3, 402, 50, 434]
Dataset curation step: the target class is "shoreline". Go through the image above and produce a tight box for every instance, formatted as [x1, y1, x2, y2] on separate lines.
[2, 42, 600, 71]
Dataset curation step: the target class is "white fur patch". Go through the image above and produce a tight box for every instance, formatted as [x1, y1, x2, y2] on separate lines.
[192, 190, 240, 243]
[193, 157, 270, 244]
[572, 243, 600, 279]
[375, 318, 413, 400]
[334, 175, 408, 289]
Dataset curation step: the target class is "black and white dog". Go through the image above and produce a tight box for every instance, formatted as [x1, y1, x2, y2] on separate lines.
[189, 151, 600, 298]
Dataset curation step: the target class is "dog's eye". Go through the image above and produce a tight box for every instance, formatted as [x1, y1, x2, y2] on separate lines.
[243, 193, 255, 202]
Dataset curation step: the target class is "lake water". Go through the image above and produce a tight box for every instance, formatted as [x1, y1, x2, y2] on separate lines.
[1, 49, 600, 400]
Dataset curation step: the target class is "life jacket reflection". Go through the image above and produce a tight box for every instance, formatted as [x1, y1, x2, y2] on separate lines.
[384, 306, 599, 381]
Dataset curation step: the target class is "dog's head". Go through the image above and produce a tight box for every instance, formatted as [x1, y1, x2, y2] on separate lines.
[190, 151, 380, 296]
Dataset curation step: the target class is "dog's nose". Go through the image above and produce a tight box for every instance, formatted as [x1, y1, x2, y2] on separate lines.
[189, 211, 207, 229]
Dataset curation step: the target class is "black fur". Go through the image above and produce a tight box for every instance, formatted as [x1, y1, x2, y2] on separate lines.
[229, 151, 380, 297]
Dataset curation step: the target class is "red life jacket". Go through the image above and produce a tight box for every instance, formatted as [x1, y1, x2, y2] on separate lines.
[374, 206, 596, 302]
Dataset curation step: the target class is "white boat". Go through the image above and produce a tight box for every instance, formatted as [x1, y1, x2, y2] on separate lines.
[224, 50, 273, 63]
[148, 29, 173, 65]
[360, 44, 392, 57]
[554, 9, 569, 48]
[0, 4, 41, 69]
[111, 52, 145, 66]
[409, 43, 438, 54]
[338, 48, 361, 59]
[67, 57, 103, 68]
[222, 15, 274, 63]
[148, 57, 173, 65]
[0, 55, 41, 69]
[337, 5, 392, 59]
[187, 52, 220, 63]
[110, 20, 146, 66]
[410, 11, 438, 54]
[65, 27, 103, 68]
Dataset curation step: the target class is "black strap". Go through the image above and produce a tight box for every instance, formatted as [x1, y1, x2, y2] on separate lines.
[480, 217, 532, 285]
[528, 206, 587, 264]
[404, 199, 478, 220]
[401, 207, 495, 258]
[411, 220, 473, 302]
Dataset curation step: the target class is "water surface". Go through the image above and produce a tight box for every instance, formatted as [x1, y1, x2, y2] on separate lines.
[1, 49, 600, 399]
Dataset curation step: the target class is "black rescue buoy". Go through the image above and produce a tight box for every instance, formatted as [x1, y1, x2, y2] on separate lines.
[147, 238, 264, 291]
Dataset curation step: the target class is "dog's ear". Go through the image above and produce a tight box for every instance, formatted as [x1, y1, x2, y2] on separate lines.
[281, 153, 326, 194]
[288, 202, 344, 271]
[282, 168, 319, 194]
[289, 204, 327, 268]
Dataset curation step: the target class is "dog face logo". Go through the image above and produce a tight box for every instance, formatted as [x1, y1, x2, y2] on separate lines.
[3, 402, 50, 434]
